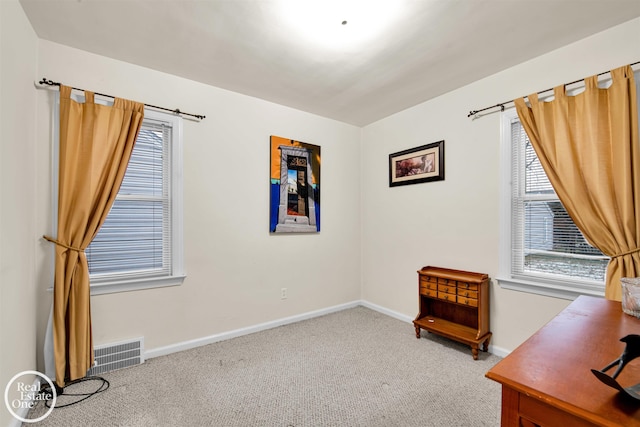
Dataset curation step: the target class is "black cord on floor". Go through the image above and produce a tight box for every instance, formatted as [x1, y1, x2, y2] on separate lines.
[41, 376, 110, 409]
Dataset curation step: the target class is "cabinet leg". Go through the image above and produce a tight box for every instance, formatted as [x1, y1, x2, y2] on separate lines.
[414, 325, 421, 339]
[482, 337, 490, 352]
[471, 347, 479, 360]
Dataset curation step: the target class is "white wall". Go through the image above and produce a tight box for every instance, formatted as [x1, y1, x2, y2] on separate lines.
[33, 41, 362, 363]
[0, 0, 39, 425]
[361, 17, 640, 353]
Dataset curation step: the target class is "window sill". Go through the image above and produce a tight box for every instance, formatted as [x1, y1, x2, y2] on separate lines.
[47, 275, 186, 296]
[496, 275, 605, 301]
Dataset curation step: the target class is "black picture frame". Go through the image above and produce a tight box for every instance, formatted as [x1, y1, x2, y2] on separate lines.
[389, 140, 445, 187]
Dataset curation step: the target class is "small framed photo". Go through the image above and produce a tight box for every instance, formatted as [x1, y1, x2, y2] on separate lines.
[389, 140, 444, 187]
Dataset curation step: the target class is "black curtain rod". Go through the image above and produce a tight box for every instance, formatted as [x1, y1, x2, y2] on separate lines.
[38, 78, 206, 120]
[467, 60, 640, 118]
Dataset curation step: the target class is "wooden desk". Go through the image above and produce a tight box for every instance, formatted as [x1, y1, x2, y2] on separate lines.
[486, 296, 640, 427]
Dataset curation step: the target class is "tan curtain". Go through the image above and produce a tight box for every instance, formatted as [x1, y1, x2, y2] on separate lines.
[45, 86, 143, 386]
[515, 65, 640, 301]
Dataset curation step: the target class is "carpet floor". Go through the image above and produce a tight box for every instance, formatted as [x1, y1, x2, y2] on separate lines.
[27, 306, 502, 426]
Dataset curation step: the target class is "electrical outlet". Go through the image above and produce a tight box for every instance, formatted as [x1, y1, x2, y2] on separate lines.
[281, 288, 287, 300]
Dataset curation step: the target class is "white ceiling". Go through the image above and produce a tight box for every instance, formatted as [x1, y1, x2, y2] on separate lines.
[19, 0, 640, 126]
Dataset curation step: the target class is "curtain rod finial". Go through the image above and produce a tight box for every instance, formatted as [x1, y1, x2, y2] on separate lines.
[39, 78, 60, 86]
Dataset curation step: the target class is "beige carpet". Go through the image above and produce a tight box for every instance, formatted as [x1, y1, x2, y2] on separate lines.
[27, 306, 502, 426]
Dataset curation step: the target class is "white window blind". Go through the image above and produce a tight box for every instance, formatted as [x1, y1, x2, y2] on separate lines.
[86, 120, 172, 281]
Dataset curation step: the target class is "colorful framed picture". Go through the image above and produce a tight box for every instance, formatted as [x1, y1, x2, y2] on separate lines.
[270, 136, 321, 233]
[389, 140, 444, 187]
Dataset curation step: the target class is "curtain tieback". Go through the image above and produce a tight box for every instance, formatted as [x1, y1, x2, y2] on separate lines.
[611, 248, 640, 259]
[42, 235, 85, 253]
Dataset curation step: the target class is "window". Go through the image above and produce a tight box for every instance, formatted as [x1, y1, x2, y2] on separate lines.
[498, 69, 640, 299]
[53, 96, 185, 295]
[498, 108, 608, 299]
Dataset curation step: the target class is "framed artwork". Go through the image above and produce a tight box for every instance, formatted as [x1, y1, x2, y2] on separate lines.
[270, 136, 321, 233]
[389, 140, 444, 187]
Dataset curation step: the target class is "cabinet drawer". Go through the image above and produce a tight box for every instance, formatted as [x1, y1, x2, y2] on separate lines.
[438, 277, 455, 285]
[421, 275, 438, 284]
[438, 284, 457, 294]
[420, 288, 437, 298]
[422, 281, 437, 290]
[457, 281, 478, 291]
[437, 292, 456, 302]
[458, 297, 478, 307]
[457, 289, 478, 299]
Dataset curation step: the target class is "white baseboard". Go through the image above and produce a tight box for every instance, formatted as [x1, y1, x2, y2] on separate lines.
[145, 299, 511, 360]
[8, 415, 23, 427]
[360, 300, 511, 358]
[145, 300, 361, 359]
[7, 413, 25, 427]
[6, 376, 42, 427]
[359, 300, 415, 323]
[487, 345, 510, 358]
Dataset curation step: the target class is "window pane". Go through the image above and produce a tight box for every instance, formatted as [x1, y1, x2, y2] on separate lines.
[524, 140, 554, 195]
[120, 128, 164, 197]
[87, 199, 165, 275]
[520, 194, 607, 282]
[86, 119, 171, 280]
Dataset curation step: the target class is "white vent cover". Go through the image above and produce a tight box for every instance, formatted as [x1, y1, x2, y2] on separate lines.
[88, 337, 144, 376]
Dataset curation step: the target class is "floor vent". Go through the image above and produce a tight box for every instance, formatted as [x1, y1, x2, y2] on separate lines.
[88, 337, 144, 376]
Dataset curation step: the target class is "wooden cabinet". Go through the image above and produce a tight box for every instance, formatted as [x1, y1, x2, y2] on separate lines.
[413, 266, 491, 360]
